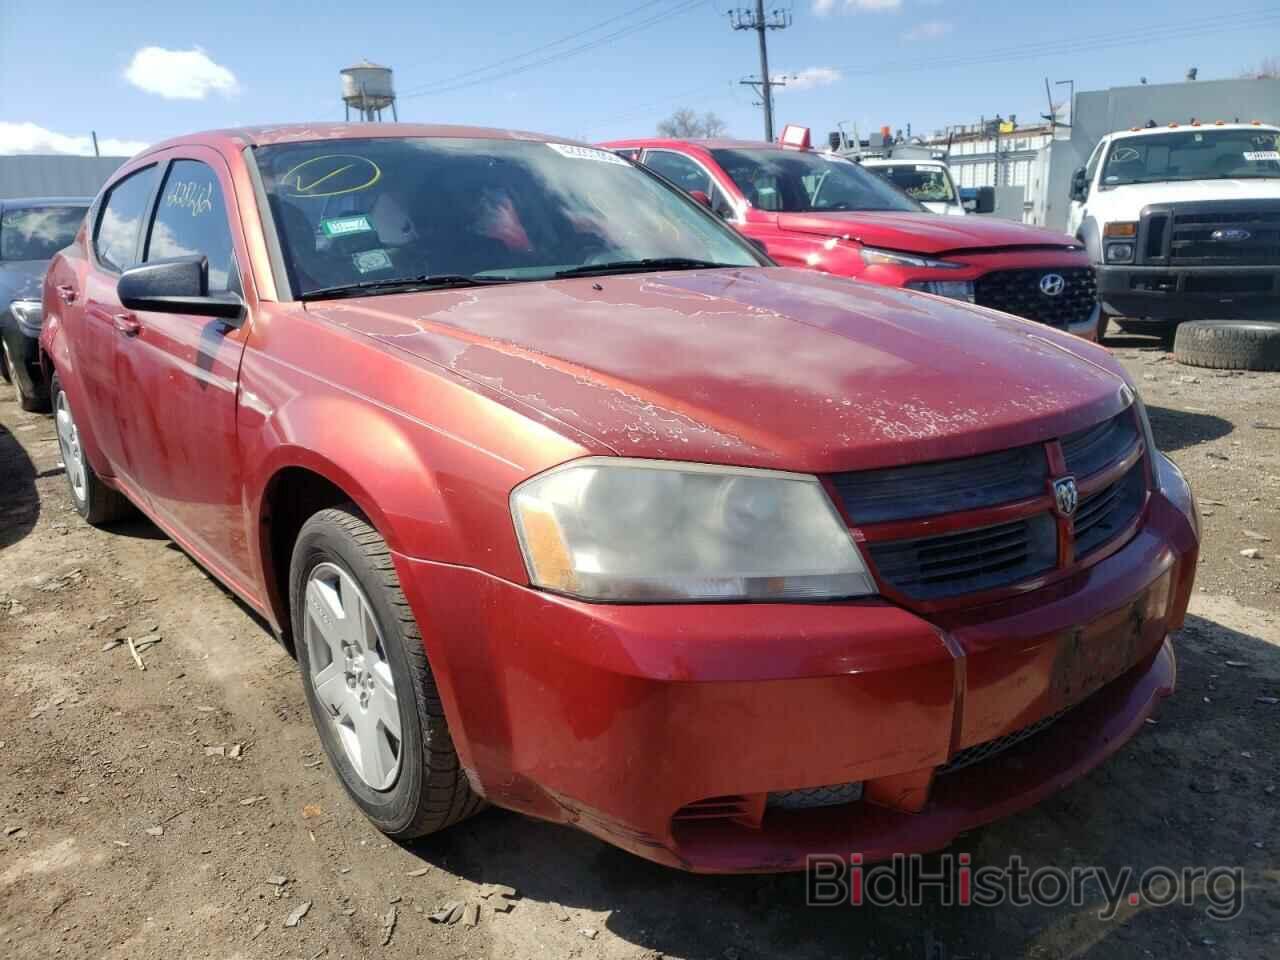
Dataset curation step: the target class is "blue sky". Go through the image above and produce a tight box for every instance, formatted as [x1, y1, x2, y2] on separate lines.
[1, 0, 1277, 155]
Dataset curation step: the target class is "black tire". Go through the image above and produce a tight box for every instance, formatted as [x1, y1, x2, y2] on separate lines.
[49, 373, 132, 524]
[3, 339, 45, 413]
[289, 505, 483, 839]
[1173, 320, 1280, 371]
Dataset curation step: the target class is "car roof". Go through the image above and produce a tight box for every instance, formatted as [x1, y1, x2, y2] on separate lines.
[0, 197, 92, 211]
[134, 123, 587, 159]
[1106, 122, 1279, 139]
[601, 137, 777, 152]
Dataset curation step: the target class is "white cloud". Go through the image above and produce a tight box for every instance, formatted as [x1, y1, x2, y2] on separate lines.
[0, 121, 148, 157]
[813, 0, 902, 15]
[903, 20, 953, 41]
[780, 67, 843, 92]
[124, 47, 239, 100]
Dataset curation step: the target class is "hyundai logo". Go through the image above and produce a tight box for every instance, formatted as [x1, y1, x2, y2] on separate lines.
[1039, 273, 1066, 297]
[1210, 228, 1251, 242]
[1053, 476, 1079, 518]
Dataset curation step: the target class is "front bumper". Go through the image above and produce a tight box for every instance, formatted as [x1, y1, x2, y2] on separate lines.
[0, 324, 46, 400]
[392, 492, 1197, 873]
[1097, 263, 1280, 321]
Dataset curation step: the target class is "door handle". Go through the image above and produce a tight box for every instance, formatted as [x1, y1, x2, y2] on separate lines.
[112, 313, 142, 337]
[56, 284, 78, 305]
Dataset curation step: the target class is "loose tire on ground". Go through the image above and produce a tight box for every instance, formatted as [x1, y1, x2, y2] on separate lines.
[50, 373, 133, 524]
[1173, 320, 1280, 372]
[289, 505, 484, 840]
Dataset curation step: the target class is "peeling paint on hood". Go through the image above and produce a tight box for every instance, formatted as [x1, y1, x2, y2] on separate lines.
[304, 267, 1131, 473]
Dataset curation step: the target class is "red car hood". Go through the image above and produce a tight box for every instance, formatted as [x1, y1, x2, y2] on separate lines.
[775, 211, 1078, 256]
[307, 267, 1130, 473]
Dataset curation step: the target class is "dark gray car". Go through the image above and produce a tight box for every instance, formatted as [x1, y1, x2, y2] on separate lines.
[1, 198, 90, 410]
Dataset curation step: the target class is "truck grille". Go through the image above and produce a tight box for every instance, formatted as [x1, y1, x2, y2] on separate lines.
[973, 267, 1096, 330]
[1140, 201, 1280, 266]
[835, 409, 1146, 604]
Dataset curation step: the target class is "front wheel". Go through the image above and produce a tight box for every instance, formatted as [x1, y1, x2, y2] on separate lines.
[290, 505, 483, 839]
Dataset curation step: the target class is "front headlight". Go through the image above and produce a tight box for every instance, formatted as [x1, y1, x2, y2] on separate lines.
[905, 279, 976, 302]
[511, 458, 876, 602]
[9, 299, 43, 338]
[860, 246, 965, 270]
[1105, 243, 1134, 263]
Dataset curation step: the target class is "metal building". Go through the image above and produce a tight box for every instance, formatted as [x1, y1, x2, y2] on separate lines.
[0, 155, 127, 201]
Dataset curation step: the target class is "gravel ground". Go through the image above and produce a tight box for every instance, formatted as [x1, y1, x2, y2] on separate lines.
[1, 329, 1277, 960]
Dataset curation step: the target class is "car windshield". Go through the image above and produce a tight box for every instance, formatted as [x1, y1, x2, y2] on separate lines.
[253, 137, 761, 296]
[866, 165, 956, 203]
[709, 148, 924, 213]
[1101, 129, 1280, 186]
[0, 205, 87, 261]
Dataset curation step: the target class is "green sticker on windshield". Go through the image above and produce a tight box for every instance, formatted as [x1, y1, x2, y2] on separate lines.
[321, 215, 373, 238]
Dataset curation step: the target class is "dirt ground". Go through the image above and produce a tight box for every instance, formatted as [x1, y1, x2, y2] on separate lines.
[1, 329, 1277, 960]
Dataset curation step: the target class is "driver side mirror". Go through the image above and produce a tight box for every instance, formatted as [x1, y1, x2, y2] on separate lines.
[1070, 167, 1089, 203]
[688, 189, 713, 209]
[118, 255, 244, 323]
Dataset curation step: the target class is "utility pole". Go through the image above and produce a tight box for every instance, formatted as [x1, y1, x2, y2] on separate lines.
[729, 2, 791, 141]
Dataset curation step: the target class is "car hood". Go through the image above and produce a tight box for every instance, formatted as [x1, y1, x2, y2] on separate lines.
[306, 267, 1131, 473]
[1094, 178, 1280, 205]
[773, 211, 1077, 255]
[0, 260, 48, 306]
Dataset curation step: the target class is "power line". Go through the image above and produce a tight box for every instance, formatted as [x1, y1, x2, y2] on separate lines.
[829, 8, 1280, 80]
[399, 0, 674, 97]
[401, 0, 705, 99]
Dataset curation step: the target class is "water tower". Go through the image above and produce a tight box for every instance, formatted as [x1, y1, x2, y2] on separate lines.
[341, 60, 397, 122]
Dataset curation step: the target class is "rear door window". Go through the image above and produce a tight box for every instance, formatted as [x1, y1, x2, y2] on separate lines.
[94, 166, 160, 272]
[146, 159, 241, 294]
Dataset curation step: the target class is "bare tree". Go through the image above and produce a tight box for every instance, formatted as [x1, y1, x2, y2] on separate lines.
[1241, 56, 1280, 79]
[656, 108, 728, 139]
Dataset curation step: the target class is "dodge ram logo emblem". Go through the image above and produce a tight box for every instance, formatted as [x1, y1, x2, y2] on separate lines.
[1053, 477, 1079, 518]
[1210, 228, 1251, 242]
[1039, 273, 1066, 297]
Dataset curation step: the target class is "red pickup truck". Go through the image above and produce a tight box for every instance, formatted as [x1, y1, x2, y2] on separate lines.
[603, 130, 1103, 340]
[42, 124, 1196, 873]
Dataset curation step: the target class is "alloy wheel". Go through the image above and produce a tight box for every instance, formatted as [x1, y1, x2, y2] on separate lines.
[303, 561, 402, 791]
[54, 388, 88, 503]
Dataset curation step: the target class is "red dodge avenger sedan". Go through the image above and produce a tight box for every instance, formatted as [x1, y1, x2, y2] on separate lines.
[42, 124, 1199, 873]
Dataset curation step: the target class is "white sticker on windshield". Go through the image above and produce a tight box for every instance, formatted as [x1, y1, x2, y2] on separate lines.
[352, 249, 393, 274]
[546, 143, 629, 165]
[1244, 151, 1280, 162]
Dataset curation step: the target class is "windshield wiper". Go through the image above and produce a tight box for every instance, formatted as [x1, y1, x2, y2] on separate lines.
[553, 257, 737, 279]
[300, 274, 514, 301]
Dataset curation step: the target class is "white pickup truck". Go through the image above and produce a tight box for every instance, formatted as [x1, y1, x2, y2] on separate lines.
[859, 158, 968, 216]
[1067, 122, 1280, 331]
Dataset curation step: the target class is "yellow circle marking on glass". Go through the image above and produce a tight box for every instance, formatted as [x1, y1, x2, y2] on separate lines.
[282, 155, 382, 198]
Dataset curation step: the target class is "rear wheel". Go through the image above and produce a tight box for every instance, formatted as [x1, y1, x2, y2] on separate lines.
[50, 373, 132, 524]
[290, 505, 483, 839]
